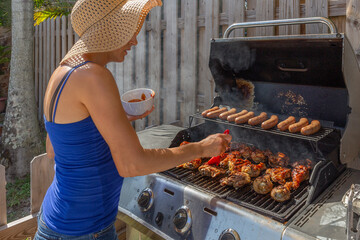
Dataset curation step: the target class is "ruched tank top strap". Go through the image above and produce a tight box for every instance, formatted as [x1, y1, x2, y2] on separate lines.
[42, 61, 124, 236]
[48, 61, 90, 123]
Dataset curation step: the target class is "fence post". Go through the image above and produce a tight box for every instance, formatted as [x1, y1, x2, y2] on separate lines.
[346, 0, 360, 65]
[0, 164, 6, 226]
[30, 154, 55, 214]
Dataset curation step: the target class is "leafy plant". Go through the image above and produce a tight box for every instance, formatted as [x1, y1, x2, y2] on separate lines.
[0, 0, 11, 27]
[34, 0, 74, 26]
[6, 174, 30, 208]
[0, 45, 10, 75]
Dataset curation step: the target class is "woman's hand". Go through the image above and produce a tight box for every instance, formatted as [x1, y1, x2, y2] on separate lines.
[127, 106, 155, 121]
[198, 133, 232, 158]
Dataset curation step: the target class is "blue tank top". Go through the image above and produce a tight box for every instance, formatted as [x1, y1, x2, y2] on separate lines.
[42, 61, 124, 235]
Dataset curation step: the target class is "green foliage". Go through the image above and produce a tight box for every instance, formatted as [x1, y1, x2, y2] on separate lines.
[34, 0, 74, 26]
[0, 0, 11, 27]
[6, 174, 30, 208]
[0, 45, 10, 75]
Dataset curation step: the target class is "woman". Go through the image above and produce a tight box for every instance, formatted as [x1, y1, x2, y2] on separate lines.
[35, 0, 231, 239]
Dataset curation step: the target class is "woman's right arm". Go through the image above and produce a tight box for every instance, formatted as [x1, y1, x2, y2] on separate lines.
[76, 64, 231, 177]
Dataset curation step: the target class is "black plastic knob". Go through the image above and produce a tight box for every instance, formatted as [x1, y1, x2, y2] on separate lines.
[173, 209, 188, 230]
[155, 212, 164, 227]
[220, 233, 236, 240]
[219, 229, 240, 240]
[138, 191, 150, 208]
[137, 188, 153, 211]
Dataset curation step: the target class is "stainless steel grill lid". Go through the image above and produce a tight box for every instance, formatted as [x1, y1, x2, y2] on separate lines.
[208, 17, 360, 166]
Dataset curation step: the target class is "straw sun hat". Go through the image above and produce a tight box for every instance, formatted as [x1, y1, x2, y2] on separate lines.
[60, 0, 162, 65]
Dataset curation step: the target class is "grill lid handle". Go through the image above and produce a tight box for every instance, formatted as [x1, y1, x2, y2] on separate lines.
[223, 17, 338, 38]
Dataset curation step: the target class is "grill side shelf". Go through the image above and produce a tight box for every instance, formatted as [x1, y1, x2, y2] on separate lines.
[190, 113, 333, 142]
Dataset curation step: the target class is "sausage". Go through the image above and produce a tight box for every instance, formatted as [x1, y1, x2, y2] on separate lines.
[248, 112, 267, 126]
[301, 120, 321, 135]
[261, 115, 279, 130]
[219, 108, 237, 120]
[227, 110, 248, 122]
[277, 116, 296, 131]
[206, 107, 228, 119]
[288, 118, 309, 133]
[201, 106, 219, 117]
[235, 111, 255, 124]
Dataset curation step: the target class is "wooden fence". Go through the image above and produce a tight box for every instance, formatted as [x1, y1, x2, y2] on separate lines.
[34, 0, 347, 131]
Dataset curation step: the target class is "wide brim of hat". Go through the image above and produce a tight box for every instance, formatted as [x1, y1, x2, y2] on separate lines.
[60, 0, 162, 65]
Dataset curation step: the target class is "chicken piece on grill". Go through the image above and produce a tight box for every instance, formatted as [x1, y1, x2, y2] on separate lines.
[198, 165, 226, 178]
[265, 167, 291, 185]
[251, 149, 266, 163]
[253, 174, 273, 195]
[219, 151, 241, 168]
[285, 164, 311, 190]
[263, 149, 274, 158]
[291, 158, 312, 169]
[241, 162, 266, 178]
[268, 152, 290, 167]
[177, 158, 203, 170]
[228, 158, 251, 173]
[239, 146, 252, 159]
[271, 160, 312, 202]
[220, 172, 251, 189]
[271, 185, 291, 202]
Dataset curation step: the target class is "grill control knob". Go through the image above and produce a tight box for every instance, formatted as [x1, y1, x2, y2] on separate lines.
[219, 229, 241, 240]
[173, 206, 192, 234]
[155, 212, 164, 227]
[137, 188, 154, 212]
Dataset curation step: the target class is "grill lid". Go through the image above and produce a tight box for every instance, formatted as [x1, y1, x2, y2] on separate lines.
[208, 18, 349, 129]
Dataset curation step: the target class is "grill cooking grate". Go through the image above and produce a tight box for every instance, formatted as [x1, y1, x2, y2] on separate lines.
[190, 113, 333, 142]
[226, 182, 309, 222]
[161, 167, 309, 222]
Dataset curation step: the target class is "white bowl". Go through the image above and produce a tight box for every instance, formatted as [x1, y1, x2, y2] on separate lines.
[121, 88, 155, 116]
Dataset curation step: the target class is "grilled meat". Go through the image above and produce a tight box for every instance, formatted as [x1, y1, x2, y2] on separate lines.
[177, 158, 203, 170]
[219, 151, 241, 168]
[251, 149, 266, 163]
[241, 162, 266, 178]
[291, 158, 312, 169]
[285, 164, 311, 190]
[271, 160, 312, 202]
[239, 146, 252, 159]
[271, 185, 291, 202]
[265, 167, 291, 185]
[269, 152, 289, 167]
[220, 172, 251, 189]
[198, 165, 226, 178]
[253, 174, 273, 195]
[228, 158, 251, 172]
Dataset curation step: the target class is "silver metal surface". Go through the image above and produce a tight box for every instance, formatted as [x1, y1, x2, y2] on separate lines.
[283, 169, 360, 240]
[119, 174, 285, 240]
[345, 184, 360, 240]
[223, 17, 338, 38]
[340, 36, 360, 168]
[219, 229, 241, 240]
[138, 188, 154, 212]
[173, 206, 192, 234]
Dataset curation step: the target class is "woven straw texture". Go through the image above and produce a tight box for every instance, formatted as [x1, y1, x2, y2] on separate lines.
[61, 0, 162, 65]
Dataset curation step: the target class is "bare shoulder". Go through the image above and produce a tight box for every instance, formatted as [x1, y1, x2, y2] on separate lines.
[74, 62, 115, 84]
[71, 63, 120, 106]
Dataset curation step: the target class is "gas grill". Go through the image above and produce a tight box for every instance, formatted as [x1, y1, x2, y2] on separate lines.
[118, 17, 360, 240]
